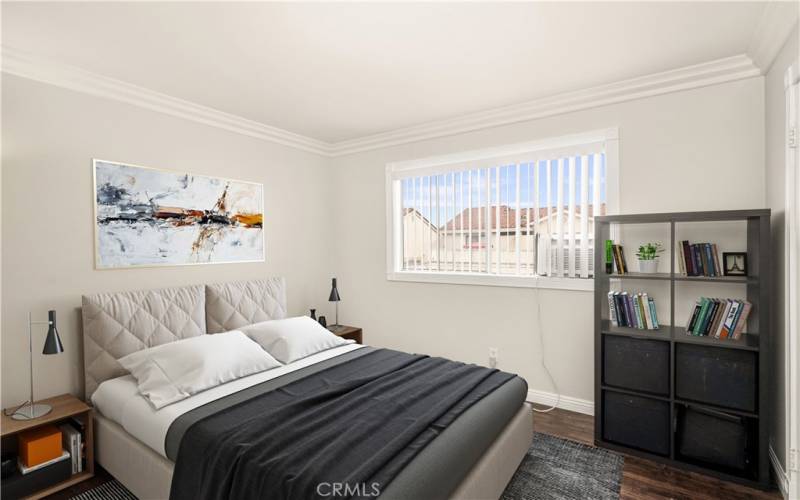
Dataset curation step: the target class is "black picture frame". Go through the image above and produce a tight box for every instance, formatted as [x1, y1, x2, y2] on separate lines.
[722, 252, 748, 276]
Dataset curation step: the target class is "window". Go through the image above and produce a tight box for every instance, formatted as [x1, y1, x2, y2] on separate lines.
[385, 129, 618, 290]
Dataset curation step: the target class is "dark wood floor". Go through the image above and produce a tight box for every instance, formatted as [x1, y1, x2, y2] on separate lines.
[46, 406, 781, 500]
[44, 466, 114, 500]
[532, 405, 781, 500]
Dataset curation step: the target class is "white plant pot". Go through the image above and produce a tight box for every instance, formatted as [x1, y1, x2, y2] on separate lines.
[638, 259, 659, 273]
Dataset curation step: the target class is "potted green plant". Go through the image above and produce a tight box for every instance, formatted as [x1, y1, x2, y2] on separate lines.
[636, 243, 663, 273]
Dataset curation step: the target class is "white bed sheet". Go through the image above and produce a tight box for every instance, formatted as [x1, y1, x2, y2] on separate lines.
[92, 343, 365, 458]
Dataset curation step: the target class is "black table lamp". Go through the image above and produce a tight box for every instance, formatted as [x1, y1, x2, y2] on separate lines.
[328, 278, 342, 331]
[8, 310, 64, 420]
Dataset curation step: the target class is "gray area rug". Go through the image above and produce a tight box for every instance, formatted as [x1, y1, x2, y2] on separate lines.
[502, 432, 624, 500]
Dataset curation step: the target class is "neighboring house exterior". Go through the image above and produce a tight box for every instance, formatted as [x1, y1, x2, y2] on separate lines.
[402, 208, 439, 269]
[402, 204, 605, 275]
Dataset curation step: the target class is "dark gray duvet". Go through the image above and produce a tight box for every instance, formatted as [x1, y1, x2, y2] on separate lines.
[167, 347, 527, 500]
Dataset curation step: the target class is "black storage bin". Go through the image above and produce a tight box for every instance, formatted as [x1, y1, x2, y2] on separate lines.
[602, 391, 670, 456]
[603, 335, 669, 395]
[676, 404, 755, 474]
[675, 344, 757, 412]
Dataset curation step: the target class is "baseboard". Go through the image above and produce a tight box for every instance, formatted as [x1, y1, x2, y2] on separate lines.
[526, 389, 594, 416]
[769, 445, 789, 498]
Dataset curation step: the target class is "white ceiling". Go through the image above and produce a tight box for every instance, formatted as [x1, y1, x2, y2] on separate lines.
[2, 2, 771, 143]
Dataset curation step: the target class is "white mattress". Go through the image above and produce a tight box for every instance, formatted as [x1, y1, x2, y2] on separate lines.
[92, 343, 365, 458]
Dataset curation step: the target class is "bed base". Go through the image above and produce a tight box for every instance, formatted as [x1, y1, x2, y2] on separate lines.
[95, 402, 533, 500]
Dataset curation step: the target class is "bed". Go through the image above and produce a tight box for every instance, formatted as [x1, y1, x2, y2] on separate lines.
[81, 278, 533, 499]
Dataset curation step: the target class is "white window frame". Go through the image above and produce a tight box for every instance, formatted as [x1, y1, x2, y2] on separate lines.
[385, 128, 620, 291]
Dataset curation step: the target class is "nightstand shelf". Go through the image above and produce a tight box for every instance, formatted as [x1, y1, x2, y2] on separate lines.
[329, 325, 362, 344]
[1, 394, 94, 500]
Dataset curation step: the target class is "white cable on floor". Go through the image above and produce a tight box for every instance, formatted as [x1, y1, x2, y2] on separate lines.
[532, 284, 560, 414]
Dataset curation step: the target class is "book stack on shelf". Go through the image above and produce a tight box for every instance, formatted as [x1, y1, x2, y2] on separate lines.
[607, 291, 659, 329]
[685, 298, 751, 340]
[59, 418, 84, 474]
[677, 241, 722, 277]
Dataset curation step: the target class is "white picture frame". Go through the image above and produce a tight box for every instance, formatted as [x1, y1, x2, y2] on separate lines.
[93, 159, 265, 269]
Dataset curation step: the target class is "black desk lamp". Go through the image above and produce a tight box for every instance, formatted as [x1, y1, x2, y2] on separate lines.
[8, 310, 64, 420]
[328, 278, 342, 332]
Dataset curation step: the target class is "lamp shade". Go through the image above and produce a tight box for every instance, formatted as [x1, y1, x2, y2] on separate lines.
[42, 310, 64, 355]
[328, 278, 341, 302]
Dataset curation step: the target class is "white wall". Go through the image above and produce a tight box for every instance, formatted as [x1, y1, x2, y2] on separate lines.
[1, 75, 334, 407]
[332, 77, 765, 404]
[764, 24, 799, 472]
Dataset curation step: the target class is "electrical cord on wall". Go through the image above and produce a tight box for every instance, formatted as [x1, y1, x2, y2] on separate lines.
[532, 285, 560, 414]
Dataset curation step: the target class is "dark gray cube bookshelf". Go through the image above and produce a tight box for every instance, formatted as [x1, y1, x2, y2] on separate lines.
[594, 209, 771, 489]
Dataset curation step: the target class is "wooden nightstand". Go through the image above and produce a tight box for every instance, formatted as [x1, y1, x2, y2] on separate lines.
[329, 325, 362, 344]
[1, 394, 94, 500]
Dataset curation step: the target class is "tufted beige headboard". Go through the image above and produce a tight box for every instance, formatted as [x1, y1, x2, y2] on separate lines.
[205, 278, 287, 333]
[81, 277, 287, 401]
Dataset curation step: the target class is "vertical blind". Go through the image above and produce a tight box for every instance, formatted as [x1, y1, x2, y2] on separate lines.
[397, 152, 606, 279]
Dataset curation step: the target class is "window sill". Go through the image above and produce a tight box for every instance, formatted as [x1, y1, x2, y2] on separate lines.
[386, 271, 594, 291]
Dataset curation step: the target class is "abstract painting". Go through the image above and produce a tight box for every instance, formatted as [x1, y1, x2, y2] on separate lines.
[93, 159, 264, 269]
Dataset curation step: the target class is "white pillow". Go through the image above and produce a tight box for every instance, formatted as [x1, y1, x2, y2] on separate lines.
[240, 316, 352, 364]
[118, 331, 281, 409]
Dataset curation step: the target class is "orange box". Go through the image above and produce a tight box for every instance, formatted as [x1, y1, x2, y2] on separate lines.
[18, 425, 62, 468]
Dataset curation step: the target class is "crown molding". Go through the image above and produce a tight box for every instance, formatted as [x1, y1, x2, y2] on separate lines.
[1, 46, 333, 156]
[747, 2, 799, 74]
[2, 45, 761, 158]
[329, 54, 760, 156]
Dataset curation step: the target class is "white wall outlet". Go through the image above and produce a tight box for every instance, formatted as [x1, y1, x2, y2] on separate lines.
[789, 448, 798, 472]
[488, 348, 498, 368]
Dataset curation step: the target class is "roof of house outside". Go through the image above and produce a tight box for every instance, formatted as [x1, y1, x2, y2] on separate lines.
[442, 204, 606, 231]
[403, 207, 437, 229]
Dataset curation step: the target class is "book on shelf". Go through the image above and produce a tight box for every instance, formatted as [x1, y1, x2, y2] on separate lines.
[708, 299, 728, 337]
[712, 244, 722, 277]
[604, 240, 614, 274]
[685, 297, 751, 339]
[623, 292, 635, 326]
[606, 242, 628, 274]
[633, 293, 644, 328]
[607, 292, 619, 326]
[678, 241, 723, 277]
[641, 292, 653, 327]
[607, 291, 659, 330]
[648, 297, 659, 327]
[731, 302, 752, 338]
